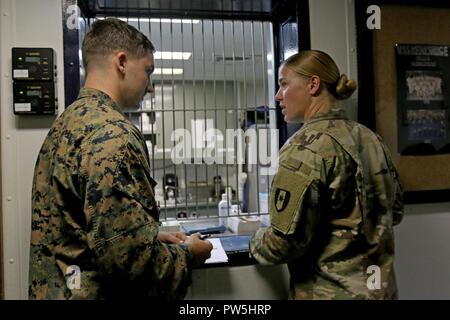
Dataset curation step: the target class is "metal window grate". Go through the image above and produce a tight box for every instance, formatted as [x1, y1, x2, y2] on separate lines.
[79, 14, 278, 223]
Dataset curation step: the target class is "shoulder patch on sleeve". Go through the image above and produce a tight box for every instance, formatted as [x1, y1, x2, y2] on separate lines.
[274, 188, 290, 212]
[270, 166, 313, 235]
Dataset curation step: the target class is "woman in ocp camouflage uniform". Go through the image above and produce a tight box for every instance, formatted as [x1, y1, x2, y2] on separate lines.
[250, 50, 404, 300]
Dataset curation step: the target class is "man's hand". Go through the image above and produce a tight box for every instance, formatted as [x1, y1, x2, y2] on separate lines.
[185, 233, 213, 267]
[157, 231, 187, 244]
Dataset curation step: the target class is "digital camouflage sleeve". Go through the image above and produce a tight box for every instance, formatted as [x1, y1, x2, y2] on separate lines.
[29, 88, 192, 299]
[250, 108, 404, 300]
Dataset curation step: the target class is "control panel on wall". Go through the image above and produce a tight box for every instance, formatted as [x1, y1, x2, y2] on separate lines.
[12, 47, 57, 115]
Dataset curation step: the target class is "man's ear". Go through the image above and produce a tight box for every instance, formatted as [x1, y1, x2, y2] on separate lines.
[309, 75, 321, 96]
[114, 51, 128, 75]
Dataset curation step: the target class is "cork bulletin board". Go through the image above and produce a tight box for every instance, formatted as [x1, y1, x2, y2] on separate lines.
[371, 4, 450, 196]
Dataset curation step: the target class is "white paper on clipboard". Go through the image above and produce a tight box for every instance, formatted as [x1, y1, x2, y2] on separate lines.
[204, 238, 228, 264]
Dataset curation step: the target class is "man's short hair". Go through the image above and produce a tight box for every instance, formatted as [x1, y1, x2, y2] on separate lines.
[82, 18, 155, 69]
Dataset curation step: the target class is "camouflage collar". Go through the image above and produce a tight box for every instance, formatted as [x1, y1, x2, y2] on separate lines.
[77, 87, 124, 115]
[303, 108, 347, 126]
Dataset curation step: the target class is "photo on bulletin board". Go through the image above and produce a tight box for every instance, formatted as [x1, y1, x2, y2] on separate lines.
[395, 44, 450, 155]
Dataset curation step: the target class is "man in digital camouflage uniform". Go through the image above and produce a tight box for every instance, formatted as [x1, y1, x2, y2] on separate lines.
[250, 51, 404, 300]
[29, 18, 212, 300]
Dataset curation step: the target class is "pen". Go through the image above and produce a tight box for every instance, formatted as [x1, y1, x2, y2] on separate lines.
[200, 234, 211, 240]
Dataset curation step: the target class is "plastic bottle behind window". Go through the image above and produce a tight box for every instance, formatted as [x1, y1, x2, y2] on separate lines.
[218, 193, 231, 226]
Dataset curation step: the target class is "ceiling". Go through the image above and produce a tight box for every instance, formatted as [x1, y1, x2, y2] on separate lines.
[79, 17, 274, 82]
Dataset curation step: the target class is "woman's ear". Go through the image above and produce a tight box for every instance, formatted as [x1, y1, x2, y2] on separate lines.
[309, 75, 321, 96]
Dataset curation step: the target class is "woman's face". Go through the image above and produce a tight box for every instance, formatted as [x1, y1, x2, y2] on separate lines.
[275, 64, 311, 123]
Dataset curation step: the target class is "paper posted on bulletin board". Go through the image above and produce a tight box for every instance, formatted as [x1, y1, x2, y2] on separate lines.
[395, 44, 450, 155]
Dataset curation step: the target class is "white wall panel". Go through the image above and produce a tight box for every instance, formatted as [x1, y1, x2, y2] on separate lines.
[309, 0, 358, 120]
[1, 0, 65, 299]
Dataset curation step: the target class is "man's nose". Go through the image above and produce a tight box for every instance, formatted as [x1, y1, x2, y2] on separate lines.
[147, 80, 155, 94]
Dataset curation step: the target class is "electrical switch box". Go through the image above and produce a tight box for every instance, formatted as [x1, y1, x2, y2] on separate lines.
[12, 47, 57, 115]
[13, 82, 57, 115]
[12, 47, 56, 81]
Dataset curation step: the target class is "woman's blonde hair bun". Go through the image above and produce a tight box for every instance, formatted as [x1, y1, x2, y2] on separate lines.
[335, 74, 357, 100]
